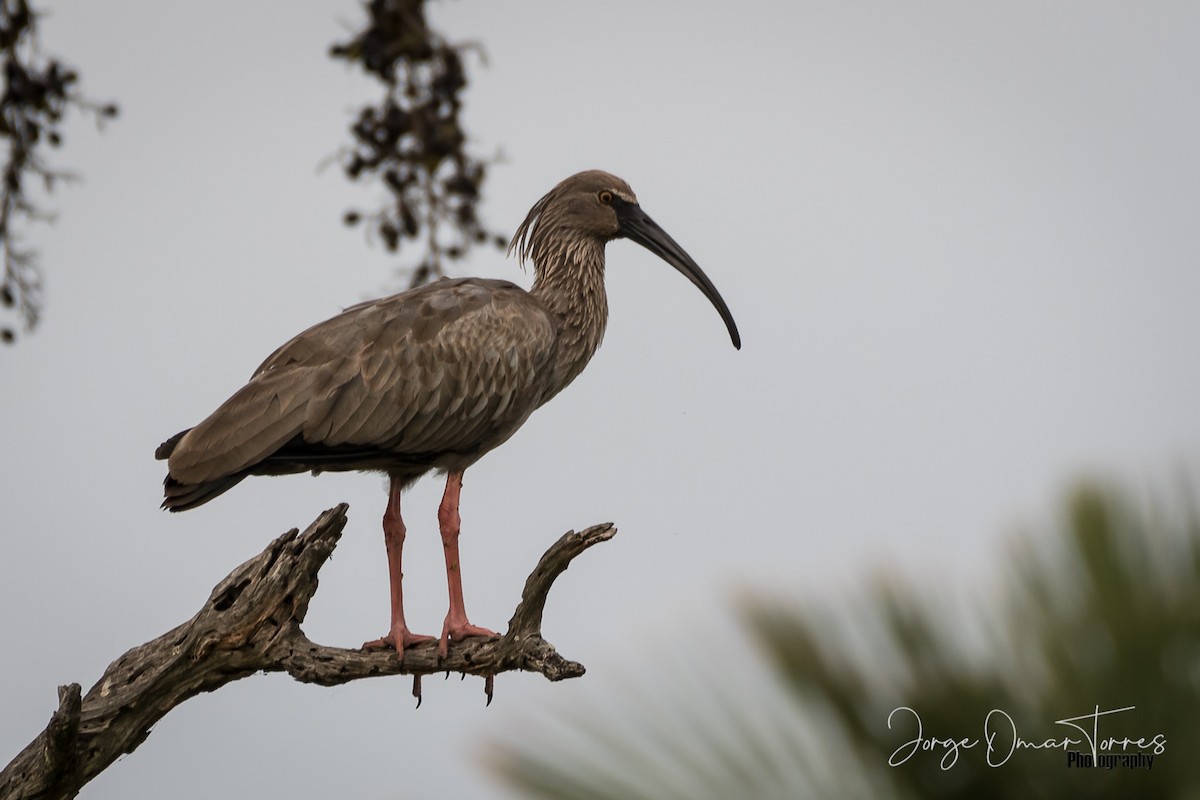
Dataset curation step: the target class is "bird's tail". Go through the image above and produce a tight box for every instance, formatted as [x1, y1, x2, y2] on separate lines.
[160, 471, 249, 512]
[156, 428, 248, 512]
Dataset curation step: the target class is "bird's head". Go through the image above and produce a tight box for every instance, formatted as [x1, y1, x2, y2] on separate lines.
[511, 170, 741, 350]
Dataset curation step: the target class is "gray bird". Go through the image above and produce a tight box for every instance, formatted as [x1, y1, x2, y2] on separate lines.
[157, 170, 740, 659]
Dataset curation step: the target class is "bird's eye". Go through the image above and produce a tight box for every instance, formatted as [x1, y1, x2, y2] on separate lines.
[598, 190, 614, 205]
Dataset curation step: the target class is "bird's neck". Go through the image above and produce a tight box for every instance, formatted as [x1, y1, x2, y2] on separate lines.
[531, 241, 609, 396]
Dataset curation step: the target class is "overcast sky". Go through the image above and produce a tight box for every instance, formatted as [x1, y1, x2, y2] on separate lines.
[3, 2, 1200, 797]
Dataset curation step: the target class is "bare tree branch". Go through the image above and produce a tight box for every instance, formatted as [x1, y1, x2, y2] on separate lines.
[0, 505, 616, 800]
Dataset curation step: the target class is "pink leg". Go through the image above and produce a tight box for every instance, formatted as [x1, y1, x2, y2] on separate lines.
[362, 475, 435, 659]
[438, 470, 498, 657]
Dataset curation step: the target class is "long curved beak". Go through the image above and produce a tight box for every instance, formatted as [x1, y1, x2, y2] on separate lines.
[616, 201, 741, 350]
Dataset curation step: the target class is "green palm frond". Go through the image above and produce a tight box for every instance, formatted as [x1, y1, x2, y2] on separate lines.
[492, 482, 1200, 799]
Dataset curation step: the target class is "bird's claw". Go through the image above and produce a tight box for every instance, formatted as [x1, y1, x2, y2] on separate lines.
[437, 620, 500, 658]
[362, 627, 437, 660]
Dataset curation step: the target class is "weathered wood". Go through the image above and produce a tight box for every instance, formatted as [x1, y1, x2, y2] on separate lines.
[0, 505, 616, 800]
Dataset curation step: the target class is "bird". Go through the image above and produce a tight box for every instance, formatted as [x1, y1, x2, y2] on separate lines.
[156, 170, 740, 659]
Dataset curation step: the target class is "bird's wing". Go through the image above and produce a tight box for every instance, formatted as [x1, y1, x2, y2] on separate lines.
[167, 279, 558, 485]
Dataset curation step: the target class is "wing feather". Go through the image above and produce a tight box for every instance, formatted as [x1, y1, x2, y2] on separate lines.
[168, 372, 310, 484]
[166, 278, 558, 486]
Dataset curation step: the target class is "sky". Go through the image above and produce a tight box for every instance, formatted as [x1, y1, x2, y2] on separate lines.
[3, 1, 1200, 797]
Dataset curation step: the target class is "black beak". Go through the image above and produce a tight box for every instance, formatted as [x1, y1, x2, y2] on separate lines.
[615, 201, 741, 350]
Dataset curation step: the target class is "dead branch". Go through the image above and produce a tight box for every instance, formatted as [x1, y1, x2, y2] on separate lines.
[0, 504, 616, 800]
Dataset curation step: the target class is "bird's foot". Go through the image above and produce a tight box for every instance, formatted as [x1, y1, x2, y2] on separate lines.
[438, 617, 499, 658]
[362, 626, 436, 660]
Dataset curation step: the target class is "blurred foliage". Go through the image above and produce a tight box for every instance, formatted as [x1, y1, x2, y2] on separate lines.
[3, 0, 504, 342]
[0, 0, 116, 345]
[493, 482, 1200, 798]
[330, 0, 505, 289]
